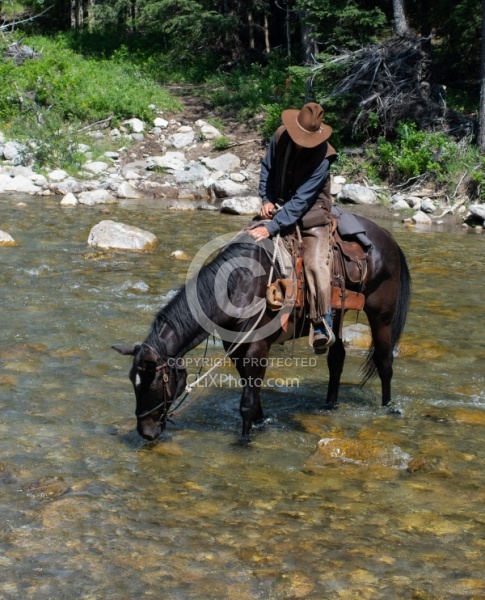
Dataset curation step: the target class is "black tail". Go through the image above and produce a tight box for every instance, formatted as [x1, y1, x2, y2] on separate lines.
[361, 244, 411, 385]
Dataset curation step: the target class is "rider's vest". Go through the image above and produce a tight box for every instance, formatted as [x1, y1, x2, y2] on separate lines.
[273, 126, 338, 213]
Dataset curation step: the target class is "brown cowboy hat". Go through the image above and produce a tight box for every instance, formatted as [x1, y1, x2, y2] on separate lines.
[281, 102, 332, 148]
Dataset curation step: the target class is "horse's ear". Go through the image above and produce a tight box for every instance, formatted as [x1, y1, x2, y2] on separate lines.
[112, 344, 140, 356]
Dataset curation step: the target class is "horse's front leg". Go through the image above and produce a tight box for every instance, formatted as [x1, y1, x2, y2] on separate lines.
[325, 310, 345, 409]
[226, 341, 268, 441]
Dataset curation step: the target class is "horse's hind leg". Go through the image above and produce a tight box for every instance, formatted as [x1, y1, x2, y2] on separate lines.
[368, 319, 394, 406]
[324, 310, 345, 409]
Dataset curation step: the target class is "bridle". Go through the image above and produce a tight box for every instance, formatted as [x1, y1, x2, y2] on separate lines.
[135, 343, 180, 421]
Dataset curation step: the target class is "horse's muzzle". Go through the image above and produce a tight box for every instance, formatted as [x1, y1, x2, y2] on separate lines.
[137, 416, 165, 441]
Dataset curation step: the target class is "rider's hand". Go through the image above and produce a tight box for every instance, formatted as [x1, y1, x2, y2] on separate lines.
[247, 226, 270, 242]
[260, 202, 275, 220]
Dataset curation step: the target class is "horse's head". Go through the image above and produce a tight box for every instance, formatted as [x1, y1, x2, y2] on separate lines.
[112, 342, 187, 441]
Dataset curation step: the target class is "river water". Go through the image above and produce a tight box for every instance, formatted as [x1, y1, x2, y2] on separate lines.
[1, 194, 485, 599]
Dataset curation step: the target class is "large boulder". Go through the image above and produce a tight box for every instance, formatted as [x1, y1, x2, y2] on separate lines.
[469, 204, 485, 221]
[2, 175, 40, 194]
[211, 180, 248, 198]
[202, 153, 241, 173]
[220, 196, 261, 215]
[77, 190, 118, 206]
[337, 184, 377, 205]
[87, 220, 157, 251]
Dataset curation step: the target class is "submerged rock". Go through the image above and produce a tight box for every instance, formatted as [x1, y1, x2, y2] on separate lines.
[0, 230, 17, 246]
[87, 220, 157, 251]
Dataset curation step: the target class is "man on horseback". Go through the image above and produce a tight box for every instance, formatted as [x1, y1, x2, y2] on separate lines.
[247, 102, 338, 350]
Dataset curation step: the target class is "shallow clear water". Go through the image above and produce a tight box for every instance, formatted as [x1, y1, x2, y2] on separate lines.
[1, 195, 485, 599]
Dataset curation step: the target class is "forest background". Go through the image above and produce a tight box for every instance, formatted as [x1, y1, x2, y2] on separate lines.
[1, 0, 485, 199]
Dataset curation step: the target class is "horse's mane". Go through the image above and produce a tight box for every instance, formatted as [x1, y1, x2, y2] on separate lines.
[146, 240, 258, 349]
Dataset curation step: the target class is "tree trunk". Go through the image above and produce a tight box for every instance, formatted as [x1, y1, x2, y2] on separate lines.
[297, 10, 317, 65]
[248, 10, 255, 49]
[392, 0, 410, 36]
[479, 0, 485, 152]
[264, 13, 270, 53]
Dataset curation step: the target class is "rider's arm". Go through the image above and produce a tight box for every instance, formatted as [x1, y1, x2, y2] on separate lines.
[264, 159, 330, 236]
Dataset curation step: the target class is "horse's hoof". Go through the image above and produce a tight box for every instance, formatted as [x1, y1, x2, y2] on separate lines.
[387, 405, 403, 416]
[239, 434, 252, 446]
[322, 403, 339, 411]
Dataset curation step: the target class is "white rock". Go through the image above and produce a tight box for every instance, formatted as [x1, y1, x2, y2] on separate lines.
[337, 184, 377, 205]
[406, 196, 422, 209]
[195, 119, 208, 127]
[88, 220, 157, 251]
[220, 196, 261, 215]
[175, 161, 210, 183]
[469, 204, 485, 220]
[148, 152, 185, 172]
[84, 161, 109, 175]
[393, 199, 411, 210]
[124, 170, 141, 180]
[333, 175, 346, 185]
[421, 198, 437, 213]
[170, 250, 191, 260]
[200, 124, 221, 140]
[154, 117, 169, 129]
[411, 210, 433, 225]
[116, 181, 141, 199]
[0, 230, 16, 246]
[2, 141, 25, 161]
[48, 169, 69, 182]
[3, 175, 40, 194]
[123, 118, 145, 133]
[168, 131, 195, 149]
[77, 190, 118, 206]
[211, 180, 248, 198]
[202, 153, 241, 173]
[177, 125, 193, 133]
[60, 193, 78, 206]
[30, 173, 47, 187]
[230, 173, 246, 182]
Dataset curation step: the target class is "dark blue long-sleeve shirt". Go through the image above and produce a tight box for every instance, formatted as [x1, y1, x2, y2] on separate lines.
[258, 133, 330, 236]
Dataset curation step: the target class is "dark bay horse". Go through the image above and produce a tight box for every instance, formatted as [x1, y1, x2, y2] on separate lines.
[113, 214, 410, 442]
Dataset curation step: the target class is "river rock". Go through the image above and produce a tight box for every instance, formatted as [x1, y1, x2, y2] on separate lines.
[147, 152, 185, 172]
[411, 210, 432, 225]
[2, 141, 25, 162]
[314, 437, 410, 469]
[168, 131, 195, 149]
[393, 199, 411, 210]
[468, 204, 485, 221]
[175, 161, 210, 184]
[77, 190, 118, 206]
[2, 175, 40, 194]
[202, 153, 241, 173]
[48, 169, 69, 182]
[154, 117, 169, 129]
[200, 123, 221, 139]
[60, 192, 78, 206]
[211, 180, 248, 198]
[115, 181, 141, 199]
[0, 230, 17, 246]
[88, 220, 157, 251]
[84, 161, 109, 175]
[51, 178, 85, 195]
[220, 196, 261, 215]
[124, 118, 145, 133]
[337, 184, 377, 204]
[421, 198, 437, 213]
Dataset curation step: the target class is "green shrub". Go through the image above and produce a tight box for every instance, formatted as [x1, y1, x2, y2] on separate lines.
[375, 122, 456, 182]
